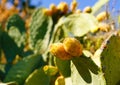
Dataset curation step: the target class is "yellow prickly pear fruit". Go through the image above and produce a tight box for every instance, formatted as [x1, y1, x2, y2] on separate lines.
[63, 37, 83, 57]
[90, 25, 99, 33]
[96, 11, 109, 22]
[83, 6, 92, 13]
[49, 3, 58, 14]
[70, 0, 78, 12]
[43, 8, 52, 16]
[55, 76, 65, 85]
[57, 2, 68, 14]
[98, 22, 110, 32]
[49, 43, 72, 60]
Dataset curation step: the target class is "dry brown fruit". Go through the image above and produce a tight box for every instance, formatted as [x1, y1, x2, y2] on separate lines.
[57, 2, 68, 14]
[63, 37, 83, 57]
[96, 11, 109, 22]
[50, 43, 72, 60]
[83, 6, 92, 13]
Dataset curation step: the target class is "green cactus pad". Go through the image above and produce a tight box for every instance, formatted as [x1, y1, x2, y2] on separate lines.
[0, 31, 21, 63]
[101, 35, 120, 85]
[55, 58, 71, 78]
[29, 8, 53, 53]
[25, 67, 50, 85]
[4, 54, 44, 85]
[6, 14, 26, 33]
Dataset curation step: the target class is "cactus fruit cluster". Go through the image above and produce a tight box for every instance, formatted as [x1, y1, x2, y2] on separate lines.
[50, 37, 83, 60]
[0, 0, 120, 85]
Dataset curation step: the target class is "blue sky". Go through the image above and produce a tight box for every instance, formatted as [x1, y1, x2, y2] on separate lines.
[30, 0, 120, 11]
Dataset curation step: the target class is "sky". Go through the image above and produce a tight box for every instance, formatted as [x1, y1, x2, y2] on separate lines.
[29, 0, 120, 11]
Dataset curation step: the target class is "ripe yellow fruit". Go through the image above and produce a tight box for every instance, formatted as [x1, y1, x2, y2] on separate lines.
[57, 2, 68, 14]
[43, 8, 52, 16]
[98, 22, 110, 32]
[90, 25, 99, 33]
[63, 37, 83, 57]
[83, 6, 92, 13]
[50, 43, 72, 60]
[70, 0, 78, 12]
[96, 11, 109, 22]
[49, 3, 58, 14]
[55, 76, 65, 85]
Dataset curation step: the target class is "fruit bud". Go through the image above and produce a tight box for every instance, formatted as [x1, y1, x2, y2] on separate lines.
[49, 3, 58, 14]
[70, 0, 78, 12]
[57, 2, 68, 14]
[83, 6, 92, 13]
[75, 9, 82, 14]
[43, 8, 52, 16]
[63, 37, 83, 57]
[55, 76, 65, 85]
[43, 65, 58, 76]
[96, 11, 109, 22]
[49, 43, 72, 60]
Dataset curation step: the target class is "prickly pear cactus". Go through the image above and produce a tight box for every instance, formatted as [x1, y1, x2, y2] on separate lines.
[101, 35, 120, 85]
[6, 14, 26, 33]
[29, 8, 53, 53]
